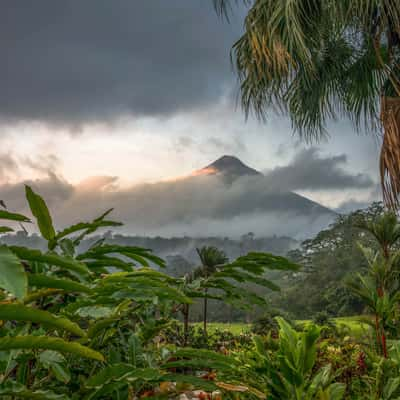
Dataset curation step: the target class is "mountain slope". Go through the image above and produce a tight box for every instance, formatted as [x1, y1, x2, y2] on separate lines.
[188, 155, 335, 218]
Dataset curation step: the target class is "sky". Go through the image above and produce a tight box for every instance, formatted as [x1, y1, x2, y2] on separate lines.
[0, 1, 383, 237]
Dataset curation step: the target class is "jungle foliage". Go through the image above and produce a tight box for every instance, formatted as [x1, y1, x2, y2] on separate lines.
[0, 187, 297, 399]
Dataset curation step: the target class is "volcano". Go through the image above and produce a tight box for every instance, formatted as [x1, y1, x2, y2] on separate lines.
[192, 155, 262, 179]
[187, 155, 336, 221]
[68, 155, 337, 238]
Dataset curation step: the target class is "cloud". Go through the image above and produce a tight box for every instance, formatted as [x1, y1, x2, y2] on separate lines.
[23, 154, 61, 176]
[336, 184, 382, 213]
[0, 173, 73, 212]
[0, 148, 377, 238]
[263, 147, 374, 191]
[0, 173, 333, 239]
[0, 153, 19, 180]
[0, 1, 244, 125]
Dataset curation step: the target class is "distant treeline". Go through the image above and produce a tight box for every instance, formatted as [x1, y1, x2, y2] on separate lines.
[0, 231, 297, 265]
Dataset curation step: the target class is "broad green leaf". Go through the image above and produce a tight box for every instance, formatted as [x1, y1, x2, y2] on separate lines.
[161, 348, 237, 371]
[383, 377, 400, 400]
[0, 304, 86, 337]
[75, 306, 113, 319]
[162, 358, 232, 370]
[85, 256, 134, 271]
[0, 226, 14, 234]
[56, 219, 123, 242]
[39, 351, 71, 383]
[162, 374, 217, 391]
[86, 365, 163, 388]
[87, 317, 119, 338]
[0, 246, 27, 299]
[0, 382, 69, 399]
[0, 210, 31, 223]
[25, 185, 56, 241]
[85, 363, 136, 388]
[0, 336, 104, 361]
[77, 244, 165, 268]
[23, 288, 64, 304]
[10, 246, 90, 277]
[325, 383, 346, 400]
[28, 274, 92, 294]
[51, 363, 71, 383]
[39, 350, 66, 365]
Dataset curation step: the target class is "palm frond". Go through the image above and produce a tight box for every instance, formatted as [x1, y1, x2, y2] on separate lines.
[212, 0, 252, 18]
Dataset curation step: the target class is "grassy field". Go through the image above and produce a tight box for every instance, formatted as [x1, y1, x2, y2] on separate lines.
[194, 316, 372, 337]
[193, 322, 250, 335]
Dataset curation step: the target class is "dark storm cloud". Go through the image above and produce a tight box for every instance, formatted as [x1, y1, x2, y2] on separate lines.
[263, 148, 374, 191]
[0, 1, 243, 124]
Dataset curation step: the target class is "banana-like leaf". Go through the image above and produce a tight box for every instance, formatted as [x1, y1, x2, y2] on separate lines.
[0, 304, 86, 337]
[0, 226, 14, 234]
[10, 246, 89, 277]
[0, 336, 104, 361]
[101, 269, 177, 283]
[0, 246, 27, 300]
[28, 274, 92, 294]
[77, 244, 165, 268]
[23, 288, 64, 304]
[85, 256, 134, 272]
[123, 252, 150, 267]
[56, 219, 123, 242]
[162, 374, 217, 391]
[0, 381, 69, 399]
[0, 210, 31, 223]
[85, 364, 161, 388]
[25, 185, 56, 241]
[86, 367, 219, 396]
[95, 279, 190, 304]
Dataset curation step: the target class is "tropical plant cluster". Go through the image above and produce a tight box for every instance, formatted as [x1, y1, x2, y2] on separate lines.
[0, 187, 299, 399]
[2, 188, 400, 398]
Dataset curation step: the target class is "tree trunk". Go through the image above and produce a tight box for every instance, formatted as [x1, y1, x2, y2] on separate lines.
[203, 288, 208, 339]
[376, 286, 388, 358]
[183, 304, 190, 347]
[380, 96, 400, 209]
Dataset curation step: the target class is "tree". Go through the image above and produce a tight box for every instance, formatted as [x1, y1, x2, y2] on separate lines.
[348, 211, 400, 357]
[278, 202, 384, 318]
[195, 246, 229, 337]
[213, 0, 400, 208]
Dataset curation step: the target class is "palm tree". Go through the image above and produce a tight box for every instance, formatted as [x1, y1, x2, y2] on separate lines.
[213, 0, 400, 208]
[196, 246, 228, 337]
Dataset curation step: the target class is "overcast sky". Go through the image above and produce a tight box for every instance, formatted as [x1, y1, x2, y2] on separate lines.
[0, 1, 382, 234]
